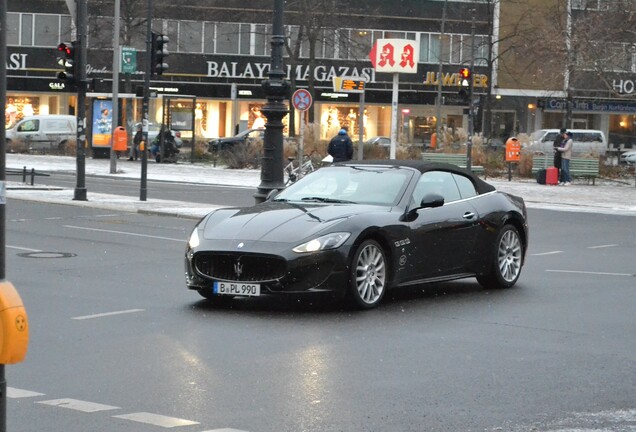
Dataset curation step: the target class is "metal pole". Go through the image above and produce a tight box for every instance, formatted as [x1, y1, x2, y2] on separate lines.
[357, 91, 365, 160]
[466, 9, 476, 171]
[190, 96, 196, 163]
[73, 0, 87, 201]
[1, 0, 8, 426]
[436, 0, 448, 149]
[140, 0, 152, 200]
[390, 73, 399, 160]
[298, 111, 305, 179]
[109, 0, 121, 173]
[254, 0, 289, 203]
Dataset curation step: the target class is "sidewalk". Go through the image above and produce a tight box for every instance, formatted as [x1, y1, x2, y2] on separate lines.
[5, 154, 636, 218]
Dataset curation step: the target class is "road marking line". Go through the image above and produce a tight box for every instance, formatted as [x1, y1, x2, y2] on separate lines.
[64, 225, 184, 242]
[113, 412, 199, 428]
[37, 398, 119, 412]
[531, 251, 563, 256]
[7, 388, 45, 398]
[72, 309, 145, 320]
[7, 245, 41, 252]
[199, 429, 250, 432]
[587, 244, 619, 249]
[546, 269, 633, 276]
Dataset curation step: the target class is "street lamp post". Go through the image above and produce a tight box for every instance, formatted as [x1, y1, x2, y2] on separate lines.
[254, 0, 289, 204]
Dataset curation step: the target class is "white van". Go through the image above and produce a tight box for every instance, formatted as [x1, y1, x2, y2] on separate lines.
[528, 129, 607, 156]
[5, 115, 76, 151]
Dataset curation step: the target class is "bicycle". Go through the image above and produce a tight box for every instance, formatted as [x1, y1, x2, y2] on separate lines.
[284, 154, 316, 185]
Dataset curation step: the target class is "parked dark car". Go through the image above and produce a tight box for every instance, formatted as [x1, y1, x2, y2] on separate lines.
[365, 136, 391, 147]
[208, 128, 265, 152]
[185, 160, 528, 309]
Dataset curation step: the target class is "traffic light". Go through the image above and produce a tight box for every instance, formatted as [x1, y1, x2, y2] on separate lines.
[151, 32, 169, 76]
[56, 41, 78, 84]
[459, 67, 471, 84]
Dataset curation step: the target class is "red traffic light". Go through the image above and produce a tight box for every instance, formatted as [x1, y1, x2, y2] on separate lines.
[459, 67, 471, 79]
[57, 42, 73, 56]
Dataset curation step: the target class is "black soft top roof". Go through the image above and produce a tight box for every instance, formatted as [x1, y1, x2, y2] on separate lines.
[339, 159, 496, 195]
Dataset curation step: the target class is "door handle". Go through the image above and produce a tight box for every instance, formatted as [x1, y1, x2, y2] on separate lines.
[463, 212, 475, 219]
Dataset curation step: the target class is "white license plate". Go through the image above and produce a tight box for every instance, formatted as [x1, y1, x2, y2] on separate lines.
[213, 281, 261, 297]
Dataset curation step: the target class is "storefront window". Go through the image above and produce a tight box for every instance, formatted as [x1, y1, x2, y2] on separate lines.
[61, 16, 72, 43]
[203, 22, 216, 54]
[240, 24, 251, 55]
[608, 114, 636, 148]
[6, 97, 40, 128]
[34, 15, 59, 47]
[217, 23, 240, 54]
[350, 30, 373, 61]
[21, 14, 33, 46]
[179, 21, 203, 53]
[253, 24, 270, 56]
[7, 13, 19, 45]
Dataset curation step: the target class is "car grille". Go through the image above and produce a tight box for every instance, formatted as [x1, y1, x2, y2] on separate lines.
[193, 252, 287, 282]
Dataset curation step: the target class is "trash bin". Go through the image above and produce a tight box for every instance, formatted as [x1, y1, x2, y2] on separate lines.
[113, 126, 128, 152]
[505, 137, 520, 162]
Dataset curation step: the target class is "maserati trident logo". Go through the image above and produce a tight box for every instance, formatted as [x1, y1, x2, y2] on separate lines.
[234, 260, 243, 278]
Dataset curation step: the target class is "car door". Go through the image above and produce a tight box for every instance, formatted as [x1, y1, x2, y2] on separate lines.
[407, 170, 480, 279]
[16, 119, 40, 144]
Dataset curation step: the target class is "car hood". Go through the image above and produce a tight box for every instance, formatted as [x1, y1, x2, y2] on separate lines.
[201, 202, 389, 243]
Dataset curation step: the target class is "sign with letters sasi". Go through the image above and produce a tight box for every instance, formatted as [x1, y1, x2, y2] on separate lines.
[369, 39, 419, 74]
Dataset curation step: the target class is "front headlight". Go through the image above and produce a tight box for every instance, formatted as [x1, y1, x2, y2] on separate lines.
[293, 232, 350, 253]
[188, 228, 200, 248]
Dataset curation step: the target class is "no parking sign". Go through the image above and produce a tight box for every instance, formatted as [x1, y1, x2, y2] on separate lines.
[292, 89, 312, 112]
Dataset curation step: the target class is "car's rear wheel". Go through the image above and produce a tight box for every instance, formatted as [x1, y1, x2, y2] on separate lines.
[477, 224, 523, 289]
[348, 239, 388, 309]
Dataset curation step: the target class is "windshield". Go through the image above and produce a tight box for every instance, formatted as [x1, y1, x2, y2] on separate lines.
[274, 165, 413, 206]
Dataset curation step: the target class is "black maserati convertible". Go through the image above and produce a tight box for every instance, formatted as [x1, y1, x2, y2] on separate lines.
[185, 160, 528, 309]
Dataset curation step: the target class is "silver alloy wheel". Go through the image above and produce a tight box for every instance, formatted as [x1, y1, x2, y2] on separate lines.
[498, 229, 522, 283]
[355, 242, 387, 305]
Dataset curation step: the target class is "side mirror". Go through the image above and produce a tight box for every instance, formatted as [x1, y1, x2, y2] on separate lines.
[420, 193, 445, 208]
[402, 193, 445, 222]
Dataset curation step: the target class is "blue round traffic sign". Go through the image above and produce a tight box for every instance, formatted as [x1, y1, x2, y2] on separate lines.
[292, 89, 312, 111]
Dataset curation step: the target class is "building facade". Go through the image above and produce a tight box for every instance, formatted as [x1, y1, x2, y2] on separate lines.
[6, 0, 636, 151]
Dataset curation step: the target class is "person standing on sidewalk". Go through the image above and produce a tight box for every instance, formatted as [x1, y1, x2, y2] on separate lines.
[553, 127, 566, 182]
[328, 128, 354, 163]
[129, 125, 143, 161]
[556, 131, 573, 185]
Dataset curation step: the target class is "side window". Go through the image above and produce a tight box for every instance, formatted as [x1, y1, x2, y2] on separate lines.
[17, 120, 38, 132]
[412, 171, 461, 205]
[543, 132, 557, 142]
[453, 173, 478, 199]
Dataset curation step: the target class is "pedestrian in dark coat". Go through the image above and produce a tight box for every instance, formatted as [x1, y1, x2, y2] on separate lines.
[328, 129, 354, 162]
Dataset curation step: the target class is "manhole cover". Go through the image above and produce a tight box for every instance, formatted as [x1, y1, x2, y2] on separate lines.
[17, 252, 77, 259]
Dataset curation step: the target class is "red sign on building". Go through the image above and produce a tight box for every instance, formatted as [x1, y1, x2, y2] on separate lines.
[369, 39, 419, 74]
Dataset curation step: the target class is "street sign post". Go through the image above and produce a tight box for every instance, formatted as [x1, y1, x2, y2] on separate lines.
[292, 88, 312, 112]
[369, 39, 419, 159]
[292, 89, 312, 177]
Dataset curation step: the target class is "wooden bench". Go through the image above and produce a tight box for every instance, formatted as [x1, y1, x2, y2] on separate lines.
[421, 152, 485, 175]
[531, 155, 600, 185]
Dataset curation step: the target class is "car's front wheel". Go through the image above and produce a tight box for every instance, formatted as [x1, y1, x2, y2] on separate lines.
[477, 224, 523, 289]
[348, 239, 388, 309]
